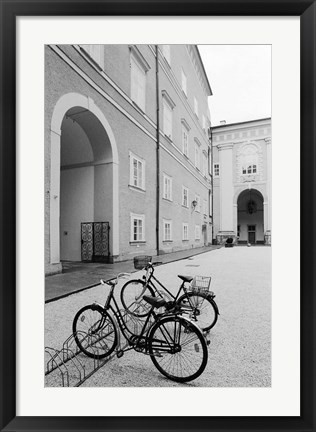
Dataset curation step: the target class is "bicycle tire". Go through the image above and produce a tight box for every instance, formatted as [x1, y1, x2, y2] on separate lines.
[73, 304, 118, 359]
[176, 292, 218, 331]
[120, 279, 155, 317]
[148, 315, 208, 383]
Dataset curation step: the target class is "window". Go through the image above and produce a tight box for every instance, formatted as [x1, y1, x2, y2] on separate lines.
[208, 148, 212, 174]
[130, 213, 145, 242]
[80, 45, 104, 69]
[129, 152, 145, 190]
[195, 194, 201, 212]
[183, 223, 189, 240]
[240, 144, 259, 175]
[182, 128, 189, 156]
[162, 91, 175, 139]
[131, 56, 146, 111]
[182, 186, 189, 207]
[214, 163, 220, 177]
[195, 141, 201, 170]
[202, 114, 206, 131]
[237, 225, 240, 238]
[194, 97, 199, 118]
[203, 199, 207, 215]
[202, 152, 208, 177]
[181, 68, 187, 95]
[195, 225, 201, 240]
[242, 164, 257, 175]
[163, 174, 172, 201]
[130, 47, 150, 111]
[181, 119, 190, 157]
[163, 220, 172, 241]
[162, 45, 171, 64]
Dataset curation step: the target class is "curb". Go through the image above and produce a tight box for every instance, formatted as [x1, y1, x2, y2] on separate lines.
[45, 246, 222, 304]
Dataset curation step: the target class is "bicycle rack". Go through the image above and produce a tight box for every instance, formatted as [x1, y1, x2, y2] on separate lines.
[45, 309, 141, 388]
[45, 309, 212, 387]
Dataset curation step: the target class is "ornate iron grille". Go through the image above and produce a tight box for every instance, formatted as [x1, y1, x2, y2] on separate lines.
[81, 222, 110, 262]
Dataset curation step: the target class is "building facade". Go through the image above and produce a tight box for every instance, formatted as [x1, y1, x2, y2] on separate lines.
[45, 44, 213, 275]
[212, 118, 271, 245]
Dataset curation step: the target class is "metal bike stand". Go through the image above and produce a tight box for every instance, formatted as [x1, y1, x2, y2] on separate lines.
[45, 310, 140, 388]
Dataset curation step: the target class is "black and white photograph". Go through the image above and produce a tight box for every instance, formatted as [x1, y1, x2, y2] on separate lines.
[44, 43, 272, 388]
[2, 4, 314, 429]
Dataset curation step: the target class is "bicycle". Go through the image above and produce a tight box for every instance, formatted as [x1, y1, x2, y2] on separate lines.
[72, 273, 209, 383]
[120, 256, 219, 331]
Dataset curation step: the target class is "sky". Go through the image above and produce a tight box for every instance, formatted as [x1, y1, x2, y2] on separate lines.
[198, 45, 271, 127]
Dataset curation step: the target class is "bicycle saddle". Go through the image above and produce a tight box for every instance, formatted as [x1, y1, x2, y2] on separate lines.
[178, 275, 193, 283]
[143, 295, 167, 309]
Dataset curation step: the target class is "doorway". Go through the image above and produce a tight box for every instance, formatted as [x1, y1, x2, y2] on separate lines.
[237, 189, 264, 244]
[59, 106, 114, 261]
[248, 225, 256, 244]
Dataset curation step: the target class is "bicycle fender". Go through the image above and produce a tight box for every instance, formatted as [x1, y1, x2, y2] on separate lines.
[91, 302, 104, 310]
[208, 297, 220, 315]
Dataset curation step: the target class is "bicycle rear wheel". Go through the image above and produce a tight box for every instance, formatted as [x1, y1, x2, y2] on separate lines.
[73, 305, 118, 359]
[177, 292, 218, 331]
[148, 316, 208, 383]
[120, 279, 155, 317]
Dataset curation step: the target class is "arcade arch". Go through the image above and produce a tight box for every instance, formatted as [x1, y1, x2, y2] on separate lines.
[236, 188, 264, 244]
[49, 93, 119, 266]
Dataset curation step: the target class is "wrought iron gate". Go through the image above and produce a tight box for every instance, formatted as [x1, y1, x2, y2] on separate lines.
[81, 222, 110, 262]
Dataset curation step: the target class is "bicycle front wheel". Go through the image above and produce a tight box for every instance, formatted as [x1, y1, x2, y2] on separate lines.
[148, 316, 208, 383]
[177, 292, 218, 331]
[120, 279, 155, 317]
[73, 305, 118, 359]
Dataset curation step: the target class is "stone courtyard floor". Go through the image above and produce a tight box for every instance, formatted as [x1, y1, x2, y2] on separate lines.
[45, 246, 271, 388]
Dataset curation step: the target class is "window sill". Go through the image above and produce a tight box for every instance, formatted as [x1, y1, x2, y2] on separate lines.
[130, 241, 146, 245]
[163, 198, 173, 203]
[182, 239, 189, 242]
[129, 184, 146, 193]
[182, 205, 189, 209]
[162, 240, 173, 243]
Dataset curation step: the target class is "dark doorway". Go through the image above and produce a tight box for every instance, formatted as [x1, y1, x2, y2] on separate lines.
[248, 225, 256, 244]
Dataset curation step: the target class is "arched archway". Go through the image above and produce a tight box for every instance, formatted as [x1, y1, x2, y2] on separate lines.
[49, 93, 119, 266]
[237, 188, 264, 244]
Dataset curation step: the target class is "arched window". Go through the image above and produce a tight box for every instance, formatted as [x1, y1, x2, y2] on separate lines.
[241, 145, 258, 175]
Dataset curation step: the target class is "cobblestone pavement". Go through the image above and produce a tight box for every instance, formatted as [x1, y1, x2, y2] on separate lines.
[45, 246, 271, 387]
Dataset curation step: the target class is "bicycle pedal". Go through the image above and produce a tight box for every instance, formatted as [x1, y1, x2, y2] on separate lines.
[116, 350, 124, 358]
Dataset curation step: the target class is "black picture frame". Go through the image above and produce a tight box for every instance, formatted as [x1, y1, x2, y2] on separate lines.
[1, 1, 315, 431]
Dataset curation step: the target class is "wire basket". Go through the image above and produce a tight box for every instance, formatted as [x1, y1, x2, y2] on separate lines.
[134, 255, 152, 270]
[189, 275, 212, 294]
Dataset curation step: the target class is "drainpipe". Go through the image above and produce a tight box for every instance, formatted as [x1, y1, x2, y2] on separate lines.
[208, 126, 214, 244]
[155, 45, 160, 256]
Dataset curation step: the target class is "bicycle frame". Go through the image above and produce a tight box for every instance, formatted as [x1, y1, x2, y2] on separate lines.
[97, 282, 171, 349]
[142, 265, 187, 303]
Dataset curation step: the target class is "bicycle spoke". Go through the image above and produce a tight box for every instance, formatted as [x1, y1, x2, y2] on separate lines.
[149, 317, 207, 382]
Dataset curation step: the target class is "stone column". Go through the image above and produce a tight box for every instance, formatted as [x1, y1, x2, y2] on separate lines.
[217, 143, 235, 243]
[50, 129, 62, 268]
